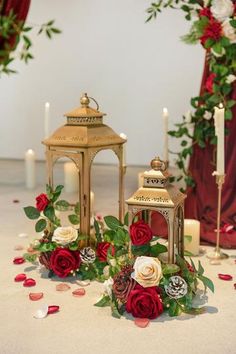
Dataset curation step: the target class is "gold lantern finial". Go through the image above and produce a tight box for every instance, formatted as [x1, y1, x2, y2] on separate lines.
[80, 93, 90, 107]
[150, 156, 167, 172]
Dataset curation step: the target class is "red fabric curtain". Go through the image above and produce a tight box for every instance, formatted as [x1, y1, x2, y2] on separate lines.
[0, 0, 31, 57]
[185, 54, 236, 249]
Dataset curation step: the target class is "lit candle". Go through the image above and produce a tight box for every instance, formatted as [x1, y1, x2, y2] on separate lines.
[119, 133, 127, 166]
[25, 149, 36, 189]
[214, 104, 225, 175]
[184, 219, 200, 256]
[44, 102, 50, 139]
[64, 162, 79, 193]
[163, 108, 169, 162]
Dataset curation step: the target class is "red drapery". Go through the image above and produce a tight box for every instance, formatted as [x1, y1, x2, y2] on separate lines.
[185, 54, 236, 249]
[0, 0, 31, 58]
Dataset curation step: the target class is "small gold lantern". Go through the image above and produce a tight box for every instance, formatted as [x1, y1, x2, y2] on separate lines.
[126, 157, 186, 263]
[43, 93, 126, 236]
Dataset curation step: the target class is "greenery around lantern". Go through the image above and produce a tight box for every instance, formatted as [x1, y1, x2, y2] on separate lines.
[147, 0, 236, 188]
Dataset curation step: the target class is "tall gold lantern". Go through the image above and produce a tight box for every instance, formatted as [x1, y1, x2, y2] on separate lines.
[43, 93, 126, 237]
[126, 157, 186, 264]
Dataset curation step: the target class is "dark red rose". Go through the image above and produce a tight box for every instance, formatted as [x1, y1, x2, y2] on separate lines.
[199, 7, 212, 19]
[36, 193, 49, 212]
[205, 72, 216, 93]
[129, 220, 153, 246]
[50, 248, 81, 278]
[113, 265, 136, 302]
[200, 19, 222, 46]
[96, 242, 115, 262]
[126, 284, 163, 320]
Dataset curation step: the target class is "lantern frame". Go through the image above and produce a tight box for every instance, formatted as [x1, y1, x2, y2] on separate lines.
[42, 93, 126, 237]
[126, 157, 186, 264]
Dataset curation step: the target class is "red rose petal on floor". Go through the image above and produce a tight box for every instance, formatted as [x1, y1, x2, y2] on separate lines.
[23, 278, 36, 287]
[72, 288, 86, 297]
[29, 292, 44, 301]
[13, 257, 25, 265]
[134, 318, 150, 328]
[218, 274, 233, 281]
[14, 245, 24, 251]
[234, 283, 236, 289]
[47, 305, 59, 314]
[13, 199, 20, 203]
[14, 273, 27, 282]
[56, 283, 71, 291]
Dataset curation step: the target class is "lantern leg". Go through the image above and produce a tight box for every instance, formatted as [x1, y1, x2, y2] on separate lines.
[168, 213, 175, 264]
[118, 147, 125, 222]
[81, 151, 91, 239]
[45, 149, 54, 188]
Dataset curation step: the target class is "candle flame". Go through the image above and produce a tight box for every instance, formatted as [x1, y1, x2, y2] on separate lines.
[163, 107, 168, 114]
[219, 103, 224, 109]
[45, 102, 50, 108]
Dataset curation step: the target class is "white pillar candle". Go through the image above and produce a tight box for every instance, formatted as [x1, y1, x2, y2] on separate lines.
[44, 102, 50, 139]
[163, 108, 169, 162]
[25, 149, 36, 189]
[64, 162, 79, 193]
[119, 133, 127, 166]
[90, 191, 95, 215]
[184, 219, 200, 256]
[214, 104, 225, 175]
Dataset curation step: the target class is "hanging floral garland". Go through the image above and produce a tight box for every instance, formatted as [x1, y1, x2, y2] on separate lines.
[147, 0, 236, 188]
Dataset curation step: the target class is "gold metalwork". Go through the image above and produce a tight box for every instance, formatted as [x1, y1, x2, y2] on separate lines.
[43, 93, 126, 239]
[207, 174, 229, 261]
[126, 156, 186, 264]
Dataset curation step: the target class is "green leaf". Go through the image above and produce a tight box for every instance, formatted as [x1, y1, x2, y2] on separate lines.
[225, 109, 233, 120]
[124, 212, 129, 226]
[51, 27, 61, 34]
[24, 206, 40, 220]
[23, 253, 38, 263]
[150, 243, 167, 256]
[230, 19, 236, 28]
[198, 260, 204, 276]
[35, 218, 47, 232]
[68, 214, 80, 225]
[55, 200, 70, 210]
[184, 235, 192, 243]
[198, 275, 214, 293]
[104, 215, 122, 230]
[131, 244, 150, 256]
[184, 250, 194, 256]
[168, 300, 181, 317]
[94, 295, 111, 307]
[111, 303, 121, 319]
[43, 206, 55, 222]
[46, 184, 53, 196]
[74, 202, 80, 215]
[162, 263, 180, 275]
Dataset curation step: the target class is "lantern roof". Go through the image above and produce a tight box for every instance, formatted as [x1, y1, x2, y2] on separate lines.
[42, 93, 126, 148]
[126, 157, 186, 208]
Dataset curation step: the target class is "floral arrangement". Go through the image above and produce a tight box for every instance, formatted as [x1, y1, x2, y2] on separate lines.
[147, 0, 236, 187]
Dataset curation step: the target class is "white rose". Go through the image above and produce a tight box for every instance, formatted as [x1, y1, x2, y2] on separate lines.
[103, 265, 110, 278]
[211, 0, 234, 22]
[222, 19, 236, 43]
[109, 259, 117, 267]
[131, 256, 163, 288]
[52, 226, 78, 246]
[203, 111, 212, 120]
[226, 74, 236, 84]
[103, 277, 114, 298]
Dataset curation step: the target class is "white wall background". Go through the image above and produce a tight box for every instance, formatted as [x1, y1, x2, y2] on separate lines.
[0, 0, 204, 165]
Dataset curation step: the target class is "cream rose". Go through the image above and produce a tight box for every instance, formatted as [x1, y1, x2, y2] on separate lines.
[131, 256, 163, 288]
[226, 74, 236, 84]
[52, 226, 78, 245]
[211, 0, 234, 22]
[222, 19, 236, 43]
[103, 277, 114, 298]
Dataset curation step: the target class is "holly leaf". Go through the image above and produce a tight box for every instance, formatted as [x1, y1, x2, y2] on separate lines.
[24, 206, 40, 220]
[35, 218, 47, 232]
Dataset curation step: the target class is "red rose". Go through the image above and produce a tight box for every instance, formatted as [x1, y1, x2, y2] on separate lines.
[50, 248, 81, 278]
[205, 72, 216, 93]
[200, 19, 222, 46]
[199, 7, 212, 19]
[96, 242, 115, 262]
[36, 193, 49, 212]
[129, 220, 153, 246]
[126, 284, 163, 319]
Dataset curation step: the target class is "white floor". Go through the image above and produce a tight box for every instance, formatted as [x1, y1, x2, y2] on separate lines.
[1, 160, 236, 354]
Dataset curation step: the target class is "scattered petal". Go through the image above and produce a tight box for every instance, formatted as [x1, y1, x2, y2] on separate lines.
[56, 283, 71, 291]
[14, 245, 24, 251]
[14, 273, 27, 282]
[134, 318, 150, 328]
[13, 257, 25, 265]
[23, 278, 36, 287]
[18, 233, 28, 238]
[29, 292, 44, 301]
[48, 305, 59, 315]
[234, 283, 236, 290]
[210, 259, 221, 265]
[218, 274, 233, 281]
[75, 280, 90, 287]
[72, 288, 86, 297]
[13, 199, 20, 203]
[26, 247, 38, 255]
[33, 304, 48, 319]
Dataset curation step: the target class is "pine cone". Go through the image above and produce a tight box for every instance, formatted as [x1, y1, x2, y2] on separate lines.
[39, 252, 52, 269]
[164, 276, 188, 299]
[80, 247, 96, 264]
